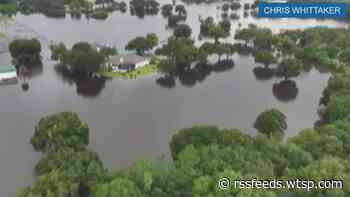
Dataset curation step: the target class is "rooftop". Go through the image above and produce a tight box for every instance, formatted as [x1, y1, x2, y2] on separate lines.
[110, 54, 146, 65]
[0, 65, 16, 73]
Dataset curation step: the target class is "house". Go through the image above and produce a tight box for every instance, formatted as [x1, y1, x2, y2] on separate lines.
[107, 54, 150, 72]
[0, 65, 17, 83]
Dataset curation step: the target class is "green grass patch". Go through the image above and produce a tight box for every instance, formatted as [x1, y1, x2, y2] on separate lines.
[0, 3, 17, 15]
[99, 62, 160, 79]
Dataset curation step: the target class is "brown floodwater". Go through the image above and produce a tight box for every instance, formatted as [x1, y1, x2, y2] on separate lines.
[0, 1, 347, 196]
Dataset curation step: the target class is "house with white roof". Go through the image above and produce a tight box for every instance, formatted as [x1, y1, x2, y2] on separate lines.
[106, 54, 150, 72]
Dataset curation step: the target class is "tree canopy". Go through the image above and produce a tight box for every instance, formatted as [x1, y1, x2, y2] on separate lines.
[254, 50, 276, 67]
[173, 24, 192, 38]
[50, 42, 106, 76]
[161, 4, 172, 17]
[20, 111, 106, 197]
[200, 17, 231, 44]
[9, 38, 42, 66]
[125, 33, 159, 55]
[19, 108, 350, 197]
[254, 109, 287, 137]
[30, 111, 89, 153]
[130, 0, 160, 17]
[275, 58, 302, 80]
[156, 36, 198, 70]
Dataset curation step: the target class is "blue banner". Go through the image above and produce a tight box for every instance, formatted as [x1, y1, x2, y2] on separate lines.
[258, 2, 348, 18]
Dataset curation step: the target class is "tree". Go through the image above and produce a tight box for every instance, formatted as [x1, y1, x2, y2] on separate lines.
[66, 47, 105, 75]
[323, 94, 350, 123]
[170, 126, 222, 159]
[254, 50, 276, 67]
[126, 33, 158, 55]
[174, 24, 192, 38]
[156, 36, 198, 69]
[275, 58, 302, 80]
[253, 28, 273, 50]
[146, 33, 159, 50]
[50, 42, 67, 62]
[126, 36, 149, 55]
[175, 4, 186, 17]
[30, 111, 89, 153]
[34, 148, 106, 184]
[219, 19, 231, 35]
[130, 0, 160, 17]
[254, 109, 287, 137]
[0, 0, 17, 15]
[235, 27, 256, 44]
[222, 3, 229, 12]
[273, 35, 296, 55]
[53, 42, 105, 76]
[99, 46, 118, 59]
[9, 38, 42, 66]
[93, 178, 143, 197]
[200, 17, 230, 44]
[18, 170, 80, 197]
[158, 58, 177, 74]
[72, 42, 92, 51]
[161, 4, 173, 17]
[167, 14, 186, 28]
[320, 74, 350, 106]
[230, 2, 241, 10]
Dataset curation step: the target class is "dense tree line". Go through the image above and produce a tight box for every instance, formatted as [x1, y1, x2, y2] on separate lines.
[15, 0, 126, 19]
[18, 111, 350, 197]
[129, 0, 160, 18]
[18, 112, 106, 197]
[235, 25, 350, 121]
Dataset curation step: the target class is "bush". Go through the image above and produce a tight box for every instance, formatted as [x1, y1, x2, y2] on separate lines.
[30, 111, 89, 153]
[254, 109, 287, 136]
[91, 10, 109, 20]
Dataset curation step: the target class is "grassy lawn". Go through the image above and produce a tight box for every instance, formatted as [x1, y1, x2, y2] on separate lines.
[0, 3, 17, 15]
[99, 62, 160, 79]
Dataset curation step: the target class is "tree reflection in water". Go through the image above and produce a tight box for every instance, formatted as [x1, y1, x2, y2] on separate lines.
[21, 83, 29, 91]
[75, 78, 107, 97]
[156, 75, 176, 88]
[54, 64, 107, 98]
[253, 67, 274, 81]
[17, 63, 43, 92]
[156, 59, 234, 88]
[272, 80, 299, 102]
[234, 43, 254, 56]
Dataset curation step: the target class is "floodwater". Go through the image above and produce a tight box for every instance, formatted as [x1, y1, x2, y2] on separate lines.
[0, 1, 347, 196]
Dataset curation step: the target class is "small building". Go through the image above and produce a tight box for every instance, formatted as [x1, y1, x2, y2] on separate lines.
[0, 65, 17, 83]
[107, 54, 149, 72]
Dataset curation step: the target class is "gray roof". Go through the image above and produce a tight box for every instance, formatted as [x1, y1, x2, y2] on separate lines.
[110, 54, 146, 65]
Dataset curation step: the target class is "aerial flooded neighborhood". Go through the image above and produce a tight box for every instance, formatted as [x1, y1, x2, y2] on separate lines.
[0, 0, 350, 196]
